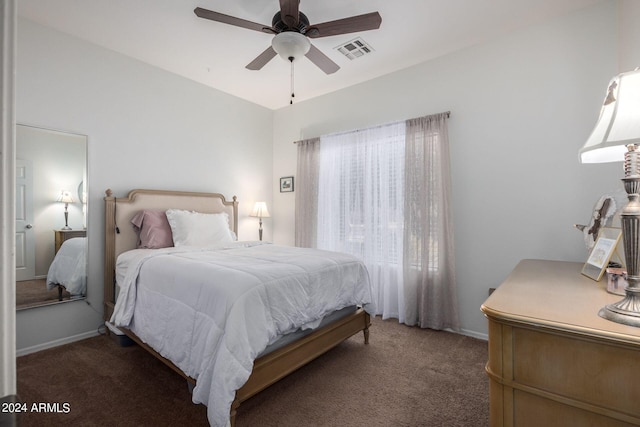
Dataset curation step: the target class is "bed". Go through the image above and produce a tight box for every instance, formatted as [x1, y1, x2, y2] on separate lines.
[46, 236, 87, 300]
[103, 189, 372, 427]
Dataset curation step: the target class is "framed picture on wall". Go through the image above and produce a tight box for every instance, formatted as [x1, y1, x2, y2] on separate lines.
[582, 227, 622, 281]
[280, 176, 294, 193]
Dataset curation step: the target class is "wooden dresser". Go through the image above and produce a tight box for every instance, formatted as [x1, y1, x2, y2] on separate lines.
[54, 229, 86, 254]
[481, 259, 640, 426]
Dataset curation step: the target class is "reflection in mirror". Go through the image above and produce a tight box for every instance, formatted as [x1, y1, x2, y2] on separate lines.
[15, 124, 88, 310]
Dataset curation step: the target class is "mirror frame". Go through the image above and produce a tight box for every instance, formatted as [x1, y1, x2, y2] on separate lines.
[15, 124, 88, 310]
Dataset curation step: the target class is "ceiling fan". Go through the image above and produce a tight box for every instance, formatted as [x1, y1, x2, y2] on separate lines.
[194, 0, 382, 75]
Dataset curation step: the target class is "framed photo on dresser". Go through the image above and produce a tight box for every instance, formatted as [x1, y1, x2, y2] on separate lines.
[582, 227, 622, 281]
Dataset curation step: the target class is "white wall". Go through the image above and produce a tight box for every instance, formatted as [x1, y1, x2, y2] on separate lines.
[272, 1, 622, 338]
[618, 0, 640, 71]
[15, 19, 274, 352]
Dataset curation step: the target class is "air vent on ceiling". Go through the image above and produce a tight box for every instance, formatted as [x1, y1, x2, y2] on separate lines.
[335, 37, 374, 60]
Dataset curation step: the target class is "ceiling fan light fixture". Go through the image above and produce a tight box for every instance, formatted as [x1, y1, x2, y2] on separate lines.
[271, 31, 310, 61]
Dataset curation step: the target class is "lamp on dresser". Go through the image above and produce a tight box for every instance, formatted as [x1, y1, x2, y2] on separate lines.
[56, 190, 74, 231]
[250, 202, 270, 241]
[580, 67, 640, 327]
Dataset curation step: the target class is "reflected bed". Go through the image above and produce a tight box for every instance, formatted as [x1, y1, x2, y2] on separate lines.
[46, 236, 87, 299]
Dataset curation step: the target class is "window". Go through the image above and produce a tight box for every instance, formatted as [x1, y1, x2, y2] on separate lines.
[317, 121, 405, 267]
[296, 113, 459, 329]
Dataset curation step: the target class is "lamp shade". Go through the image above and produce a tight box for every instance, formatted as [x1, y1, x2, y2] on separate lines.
[250, 202, 270, 218]
[271, 31, 310, 61]
[56, 190, 74, 204]
[580, 68, 640, 163]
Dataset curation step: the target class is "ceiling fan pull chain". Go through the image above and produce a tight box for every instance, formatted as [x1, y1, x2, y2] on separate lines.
[290, 56, 295, 105]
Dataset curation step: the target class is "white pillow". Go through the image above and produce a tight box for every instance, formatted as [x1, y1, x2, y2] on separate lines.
[165, 209, 234, 247]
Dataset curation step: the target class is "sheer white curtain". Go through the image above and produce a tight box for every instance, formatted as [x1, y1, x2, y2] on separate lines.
[295, 113, 458, 330]
[316, 122, 406, 319]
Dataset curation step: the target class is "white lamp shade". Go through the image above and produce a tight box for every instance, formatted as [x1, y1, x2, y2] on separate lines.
[250, 202, 270, 218]
[580, 68, 640, 163]
[56, 190, 74, 204]
[271, 32, 310, 61]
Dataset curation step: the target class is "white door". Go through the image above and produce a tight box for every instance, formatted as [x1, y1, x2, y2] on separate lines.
[16, 159, 35, 281]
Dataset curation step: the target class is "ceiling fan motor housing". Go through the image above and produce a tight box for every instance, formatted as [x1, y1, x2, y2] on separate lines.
[272, 11, 310, 33]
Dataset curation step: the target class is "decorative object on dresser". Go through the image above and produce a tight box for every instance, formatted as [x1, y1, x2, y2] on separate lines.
[56, 190, 74, 230]
[103, 188, 371, 427]
[581, 227, 622, 281]
[580, 68, 640, 327]
[482, 259, 640, 425]
[249, 201, 270, 241]
[573, 190, 627, 251]
[606, 266, 628, 295]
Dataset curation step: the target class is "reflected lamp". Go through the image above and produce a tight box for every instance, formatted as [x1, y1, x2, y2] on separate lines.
[56, 190, 74, 230]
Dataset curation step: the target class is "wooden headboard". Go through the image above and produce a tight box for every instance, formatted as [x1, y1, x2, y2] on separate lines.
[103, 188, 238, 321]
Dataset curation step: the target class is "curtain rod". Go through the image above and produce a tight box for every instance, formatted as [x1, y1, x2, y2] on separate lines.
[292, 110, 451, 144]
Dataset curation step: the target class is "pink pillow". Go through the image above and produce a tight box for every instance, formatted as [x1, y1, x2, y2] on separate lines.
[130, 210, 174, 249]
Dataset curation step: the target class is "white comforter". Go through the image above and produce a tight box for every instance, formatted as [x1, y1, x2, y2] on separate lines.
[46, 237, 87, 295]
[111, 241, 372, 427]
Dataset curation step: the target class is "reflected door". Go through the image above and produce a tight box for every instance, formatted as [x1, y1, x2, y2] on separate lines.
[16, 159, 35, 281]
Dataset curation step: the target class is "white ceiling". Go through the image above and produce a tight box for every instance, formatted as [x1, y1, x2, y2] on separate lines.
[18, 0, 603, 110]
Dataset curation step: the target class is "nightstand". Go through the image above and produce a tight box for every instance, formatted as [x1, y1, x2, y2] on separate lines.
[54, 229, 86, 254]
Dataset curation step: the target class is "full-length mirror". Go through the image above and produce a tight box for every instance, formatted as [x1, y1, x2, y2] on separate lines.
[15, 124, 88, 310]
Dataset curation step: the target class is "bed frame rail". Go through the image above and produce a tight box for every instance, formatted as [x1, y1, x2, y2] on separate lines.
[119, 309, 370, 427]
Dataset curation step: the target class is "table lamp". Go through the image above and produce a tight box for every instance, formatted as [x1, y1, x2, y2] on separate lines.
[250, 202, 270, 241]
[580, 68, 640, 327]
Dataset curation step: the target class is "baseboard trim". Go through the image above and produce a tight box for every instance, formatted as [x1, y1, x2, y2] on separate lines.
[458, 328, 488, 341]
[16, 330, 100, 357]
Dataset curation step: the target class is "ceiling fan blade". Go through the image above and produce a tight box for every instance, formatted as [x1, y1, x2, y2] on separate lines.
[194, 7, 272, 33]
[307, 12, 382, 38]
[279, 0, 300, 28]
[246, 46, 278, 70]
[305, 44, 339, 74]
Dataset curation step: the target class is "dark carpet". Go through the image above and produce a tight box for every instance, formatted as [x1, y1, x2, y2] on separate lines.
[15, 317, 488, 426]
